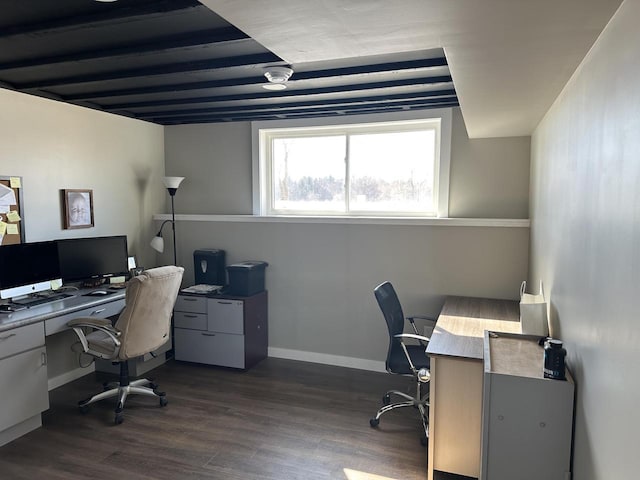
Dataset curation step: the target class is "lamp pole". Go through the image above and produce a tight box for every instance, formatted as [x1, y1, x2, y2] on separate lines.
[170, 193, 177, 266]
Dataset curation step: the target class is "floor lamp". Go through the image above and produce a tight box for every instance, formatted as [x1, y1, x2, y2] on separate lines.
[150, 176, 185, 266]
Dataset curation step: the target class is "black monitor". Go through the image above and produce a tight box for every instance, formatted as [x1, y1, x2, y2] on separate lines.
[0, 241, 62, 299]
[57, 235, 129, 282]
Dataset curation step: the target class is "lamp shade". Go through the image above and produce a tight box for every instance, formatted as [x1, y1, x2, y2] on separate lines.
[162, 176, 185, 190]
[150, 235, 165, 253]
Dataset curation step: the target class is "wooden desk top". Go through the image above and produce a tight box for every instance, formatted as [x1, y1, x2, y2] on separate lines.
[426, 296, 521, 360]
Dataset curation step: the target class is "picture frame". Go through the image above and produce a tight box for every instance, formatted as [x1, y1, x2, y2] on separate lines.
[62, 189, 94, 229]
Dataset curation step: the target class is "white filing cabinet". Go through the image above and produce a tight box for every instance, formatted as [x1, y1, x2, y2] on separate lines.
[174, 291, 267, 369]
[0, 322, 49, 446]
[481, 332, 574, 480]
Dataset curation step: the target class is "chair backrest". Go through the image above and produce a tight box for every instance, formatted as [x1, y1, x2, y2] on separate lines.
[374, 281, 406, 369]
[114, 265, 184, 360]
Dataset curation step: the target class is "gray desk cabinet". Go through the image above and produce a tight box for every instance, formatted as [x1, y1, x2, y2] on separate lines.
[481, 332, 574, 480]
[174, 291, 267, 369]
[0, 323, 48, 446]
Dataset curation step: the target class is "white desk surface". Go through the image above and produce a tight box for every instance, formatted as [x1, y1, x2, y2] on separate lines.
[426, 296, 521, 360]
[0, 289, 125, 333]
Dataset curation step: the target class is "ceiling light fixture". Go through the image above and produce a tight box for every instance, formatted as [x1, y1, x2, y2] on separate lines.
[263, 67, 293, 91]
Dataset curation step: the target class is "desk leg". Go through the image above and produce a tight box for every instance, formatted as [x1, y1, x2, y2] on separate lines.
[428, 356, 437, 480]
[428, 355, 483, 479]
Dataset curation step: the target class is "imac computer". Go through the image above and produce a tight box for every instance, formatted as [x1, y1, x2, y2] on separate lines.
[56, 235, 129, 283]
[0, 240, 64, 304]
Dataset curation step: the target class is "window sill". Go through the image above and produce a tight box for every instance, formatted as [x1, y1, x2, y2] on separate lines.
[153, 214, 530, 228]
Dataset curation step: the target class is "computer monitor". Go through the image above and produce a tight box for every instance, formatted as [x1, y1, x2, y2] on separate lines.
[0, 241, 62, 299]
[57, 235, 129, 283]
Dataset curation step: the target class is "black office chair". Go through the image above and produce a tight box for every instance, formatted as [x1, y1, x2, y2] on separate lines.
[369, 281, 435, 444]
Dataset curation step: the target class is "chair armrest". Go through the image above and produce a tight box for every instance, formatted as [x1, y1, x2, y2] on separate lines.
[67, 317, 121, 360]
[394, 333, 431, 343]
[67, 317, 116, 330]
[407, 315, 437, 323]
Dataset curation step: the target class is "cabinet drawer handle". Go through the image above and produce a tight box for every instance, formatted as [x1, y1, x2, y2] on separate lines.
[41, 352, 47, 366]
[91, 308, 106, 316]
[183, 298, 198, 302]
[201, 332, 216, 337]
[0, 333, 17, 341]
[184, 314, 198, 318]
[217, 301, 233, 305]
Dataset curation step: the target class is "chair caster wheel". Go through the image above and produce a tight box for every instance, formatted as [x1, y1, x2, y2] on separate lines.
[149, 382, 158, 390]
[159, 396, 168, 407]
[79, 404, 90, 414]
[382, 394, 391, 405]
[369, 418, 380, 428]
[114, 413, 124, 425]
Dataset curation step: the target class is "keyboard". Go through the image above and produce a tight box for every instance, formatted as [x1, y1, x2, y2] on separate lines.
[11, 292, 74, 307]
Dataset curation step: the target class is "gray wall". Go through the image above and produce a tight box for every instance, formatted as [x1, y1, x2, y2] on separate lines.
[530, 1, 635, 478]
[165, 108, 531, 219]
[164, 107, 531, 367]
[0, 88, 166, 381]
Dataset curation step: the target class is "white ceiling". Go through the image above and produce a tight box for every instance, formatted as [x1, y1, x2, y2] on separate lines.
[200, 0, 622, 138]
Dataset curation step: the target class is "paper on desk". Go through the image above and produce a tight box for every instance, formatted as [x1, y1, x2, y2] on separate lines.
[6, 210, 20, 222]
[181, 284, 223, 294]
[0, 183, 16, 206]
[6, 224, 18, 235]
[0, 205, 8, 214]
[0, 221, 6, 235]
[9, 177, 21, 188]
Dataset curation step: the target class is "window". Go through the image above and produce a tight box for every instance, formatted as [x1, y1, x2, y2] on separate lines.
[253, 109, 452, 217]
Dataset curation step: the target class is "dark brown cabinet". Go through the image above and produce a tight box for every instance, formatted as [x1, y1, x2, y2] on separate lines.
[174, 291, 268, 369]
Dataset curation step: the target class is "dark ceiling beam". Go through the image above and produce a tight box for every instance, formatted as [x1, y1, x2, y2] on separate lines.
[131, 90, 457, 118]
[102, 76, 453, 110]
[149, 101, 460, 125]
[63, 57, 450, 102]
[0, 28, 249, 71]
[0, 0, 203, 39]
[18, 53, 284, 90]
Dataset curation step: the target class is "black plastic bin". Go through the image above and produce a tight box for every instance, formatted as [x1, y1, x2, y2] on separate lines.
[226, 261, 268, 296]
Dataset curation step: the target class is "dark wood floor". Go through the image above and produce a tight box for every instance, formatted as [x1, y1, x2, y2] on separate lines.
[0, 358, 429, 480]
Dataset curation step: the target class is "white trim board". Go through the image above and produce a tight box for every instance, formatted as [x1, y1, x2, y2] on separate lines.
[268, 347, 386, 373]
[153, 213, 530, 228]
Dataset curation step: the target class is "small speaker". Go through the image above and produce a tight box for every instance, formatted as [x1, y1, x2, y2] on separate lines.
[193, 249, 226, 285]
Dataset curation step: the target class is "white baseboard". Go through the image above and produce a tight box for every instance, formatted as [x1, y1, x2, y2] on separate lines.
[268, 347, 386, 373]
[48, 364, 94, 391]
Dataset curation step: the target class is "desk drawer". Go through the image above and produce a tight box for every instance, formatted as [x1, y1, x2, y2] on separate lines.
[0, 346, 49, 432]
[174, 311, 207, 330]
[0, 323, 45, 360]
[174, 328, 245, 368]
[175, 295, 207, 314]
[45, 299, 125, 336]
[208, 299, 244, 334]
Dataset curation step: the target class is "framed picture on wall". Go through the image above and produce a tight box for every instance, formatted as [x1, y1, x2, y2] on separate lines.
[62, 189, 94, 229]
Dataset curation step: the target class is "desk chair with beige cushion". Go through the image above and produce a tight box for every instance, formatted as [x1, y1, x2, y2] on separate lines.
[68, 266, 184, 424]
[369, 281, 435, 445]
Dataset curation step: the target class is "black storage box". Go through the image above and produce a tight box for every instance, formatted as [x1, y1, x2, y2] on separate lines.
[226, 261, 268, 296]
[194, 249, 226, 285]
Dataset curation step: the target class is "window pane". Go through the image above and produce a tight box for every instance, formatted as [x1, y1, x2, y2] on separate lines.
[349, 130, 436, 213]
[272, 136, 346, 212]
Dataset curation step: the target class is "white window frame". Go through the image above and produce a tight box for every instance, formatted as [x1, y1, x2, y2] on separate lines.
[252, 108, 452, 218]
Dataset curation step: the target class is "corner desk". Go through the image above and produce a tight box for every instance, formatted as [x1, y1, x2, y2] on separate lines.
[0, 290, 126, 446]
[426, 296, 521, 480]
